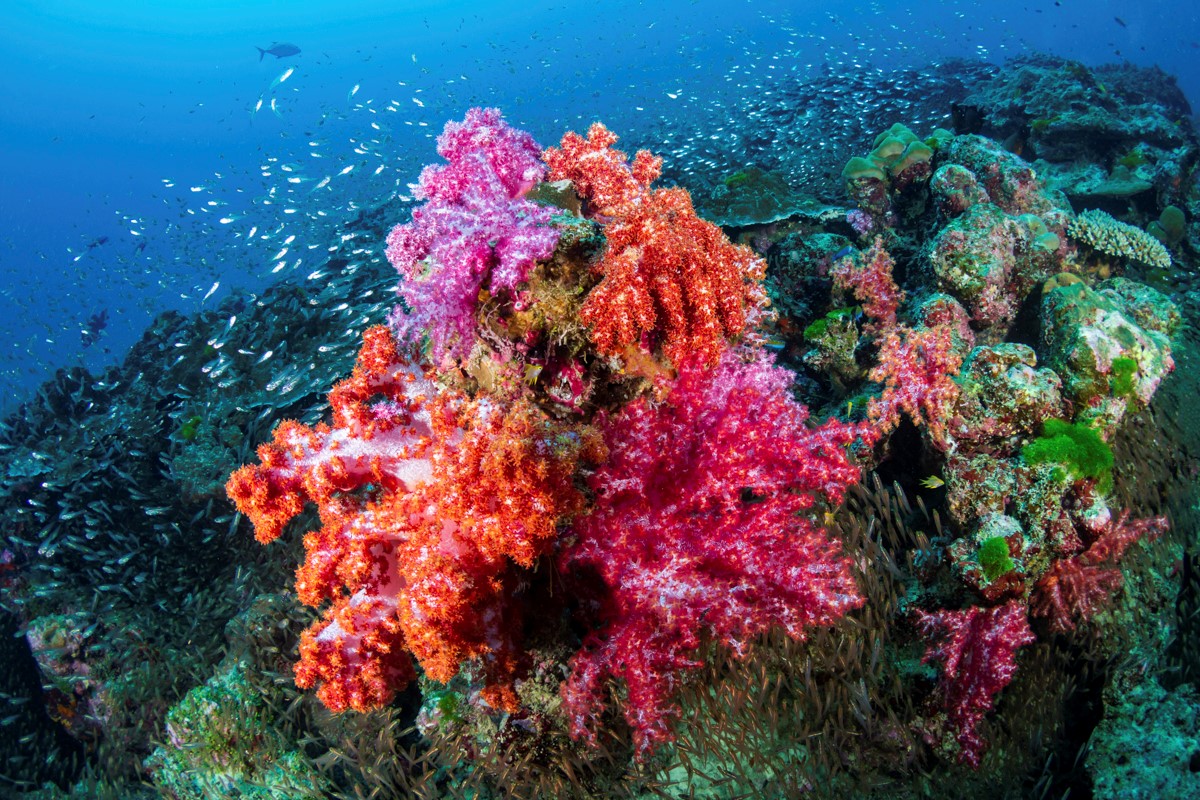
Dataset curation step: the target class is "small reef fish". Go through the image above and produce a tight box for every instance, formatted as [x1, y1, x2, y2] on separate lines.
[270, 67, 295, 90]
[920, 475, 945, 489]
[257, 42, 300, 61]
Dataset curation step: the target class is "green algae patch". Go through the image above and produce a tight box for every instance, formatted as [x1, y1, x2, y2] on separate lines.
[1021, 418, 1113, 493]
[978, 535, 1016, 582]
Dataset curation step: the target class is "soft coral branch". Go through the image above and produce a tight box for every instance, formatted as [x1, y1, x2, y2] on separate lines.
[385, 108, 560, 366]
[915, 600, 1035, 767]
[558, 349, 872, 756]
[228, 326, 590, 713]
[1031, 511, 1167, 633]
[544, 122, 768, 367]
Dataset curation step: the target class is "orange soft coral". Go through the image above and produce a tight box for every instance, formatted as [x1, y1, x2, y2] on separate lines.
[544, 122, 768, 368]
[227, 326, 590, 713]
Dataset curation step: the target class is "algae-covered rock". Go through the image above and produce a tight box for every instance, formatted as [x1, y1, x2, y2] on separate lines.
[940, 134, 1063, 216]
[929, 203, 1027, 335]
[1039, 277, 1176, 429]
[1087, 679, 1200, 800]
[945, 343, 1063, 457]
[764, 232, 849, 323]
[145, 661, 330, 800]
[930, 163, 990, 217]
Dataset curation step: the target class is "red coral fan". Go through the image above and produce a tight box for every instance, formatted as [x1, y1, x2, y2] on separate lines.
[227, 325, 589, 713]
[558, 349, 872, 756]
[868, 322, 964, 446]
[543, 122, 768, 367]
[1031, 511, 1167, 633]
[915, 600, 1036, 767]
[832, 236, 904, 335]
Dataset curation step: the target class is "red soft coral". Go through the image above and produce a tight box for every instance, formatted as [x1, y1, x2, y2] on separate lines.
[544, 122, 768, 368]
[915, 600, 1035, 767]
[1031, 511, 1167, 633]
[558, 348, 872, 756]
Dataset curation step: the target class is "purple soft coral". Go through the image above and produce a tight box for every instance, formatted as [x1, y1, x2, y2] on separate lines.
[385, 107, 560, 365]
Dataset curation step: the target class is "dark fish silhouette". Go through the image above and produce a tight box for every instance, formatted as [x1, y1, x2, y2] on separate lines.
[81, 309, 108, 348]
[257, 43, 300, 61]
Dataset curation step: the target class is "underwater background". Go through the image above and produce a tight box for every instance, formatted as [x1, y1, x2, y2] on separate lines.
[2, 0, 1200, 797]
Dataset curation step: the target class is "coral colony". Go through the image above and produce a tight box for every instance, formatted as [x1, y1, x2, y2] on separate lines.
[228, 105, 1173, 775]
[228, 108, 874, 757]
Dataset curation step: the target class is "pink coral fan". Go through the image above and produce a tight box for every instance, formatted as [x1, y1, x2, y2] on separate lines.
[558, 349, 872, 756]
[384, 108, 560, 366]
[832, 236, 904, 335]
[543, 122, 768, 368]
[916, 600, 1036, 767]
[1031, 511, 1167, 633]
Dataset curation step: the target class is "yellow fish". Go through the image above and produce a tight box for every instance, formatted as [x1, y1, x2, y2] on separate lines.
[920, 475, 944, 489]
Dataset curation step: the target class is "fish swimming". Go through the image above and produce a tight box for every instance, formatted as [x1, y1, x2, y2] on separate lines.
[257, 42, 301, 61]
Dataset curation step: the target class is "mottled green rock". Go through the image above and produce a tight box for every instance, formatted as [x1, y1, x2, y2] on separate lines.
[145, 661, 329, 800]
[1040, 278, 1176, 428]
[1087, 679, 1200, 800]
[946, 343, 1063, 456]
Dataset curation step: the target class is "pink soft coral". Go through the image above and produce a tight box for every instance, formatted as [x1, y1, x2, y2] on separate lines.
[558, 349, 872, 756]
[832, 236, 904, 335]
[384, 108, 560, 366]
[915, 600, 1035, 767]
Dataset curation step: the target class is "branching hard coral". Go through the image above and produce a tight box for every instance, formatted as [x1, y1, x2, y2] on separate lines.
[385, 108, 560, 366]
[1067, 208, 1171, 270]
[915, 600, 1036, 768]
[543, 122, 769, 367]
[558, 349, 873, 757]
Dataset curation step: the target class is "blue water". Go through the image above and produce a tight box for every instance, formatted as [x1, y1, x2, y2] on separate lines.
[0, 0, 1196, 411]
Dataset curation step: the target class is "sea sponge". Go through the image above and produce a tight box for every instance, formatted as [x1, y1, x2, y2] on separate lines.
[1148, 205, 1186, 247]
[1067, 209, 1171, 269]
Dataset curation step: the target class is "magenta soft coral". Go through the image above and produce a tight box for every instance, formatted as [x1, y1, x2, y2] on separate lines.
[915, 600, 1035, 767]
[384, 107, 560, 365]
[558, 349, 873, 756]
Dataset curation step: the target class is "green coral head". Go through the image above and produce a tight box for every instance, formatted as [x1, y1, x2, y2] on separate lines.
[871, 123, 920, 150]
[842, 156, 886, 183]
[924, 128, 954, 151]
[178, 415, 203, 442]
[1148, 205, 1186, 246]
[1109, 356, 1139, 400]
[1022, 418, 1114, 494]
[723, 169, 753, 189]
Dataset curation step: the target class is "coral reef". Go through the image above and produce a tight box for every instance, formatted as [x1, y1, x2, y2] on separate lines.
[4, 53, 1199, 800]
